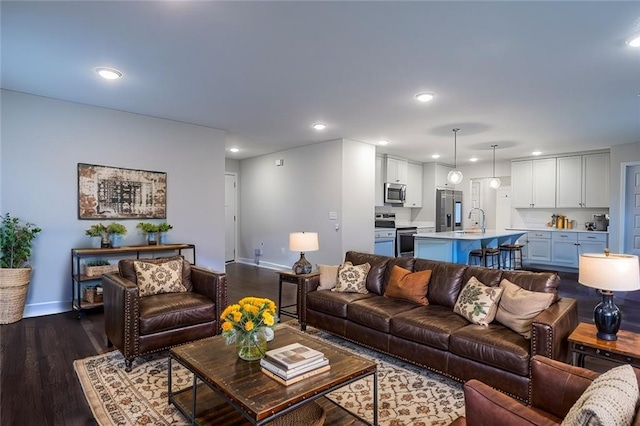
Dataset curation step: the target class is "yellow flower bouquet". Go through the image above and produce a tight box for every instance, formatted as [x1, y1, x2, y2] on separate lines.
[220, 297, 278, 360]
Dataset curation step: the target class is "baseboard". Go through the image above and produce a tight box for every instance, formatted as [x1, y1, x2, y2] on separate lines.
[23, 301, 70, 318]
[234, 257, 289, 271]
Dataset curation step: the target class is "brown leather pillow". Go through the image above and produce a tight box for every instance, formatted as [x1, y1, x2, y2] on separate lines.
[118, 255, 192, 291]
[384, 265, 431, 305]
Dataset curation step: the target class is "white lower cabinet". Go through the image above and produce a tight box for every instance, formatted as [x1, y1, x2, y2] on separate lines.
[524, 231, 608, 268]
[525, 231, 552, 262]
[577, 232, 608, 256]
[552, 232, 578, 267]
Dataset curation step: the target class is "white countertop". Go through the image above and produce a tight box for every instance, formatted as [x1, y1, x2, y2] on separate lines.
[414, 230, 526, 240]
[507, 227, 609, 234]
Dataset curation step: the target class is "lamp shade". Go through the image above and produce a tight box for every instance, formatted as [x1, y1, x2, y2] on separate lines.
[579, 253, 640, 292]
[289, 232, 319, 252]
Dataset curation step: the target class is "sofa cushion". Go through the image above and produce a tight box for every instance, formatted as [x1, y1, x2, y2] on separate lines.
[347, 296, 420, 333]
[462, 266, 503, 288]
[454, 276, 503, 326]
[134, 259, 186, 297]
[414, 260, 467, 309]
[384, 265, 431, 305]
[562, 364, 639, 426]
[138, 292, 215, 335]
[501, 270, 559, 300]
[307, 290, 374, 318]
[332, 261, 370, 293]
[495, 279, 555, 339]
[450, 323, 531, 376]
[390, 305, 470, 350]
[119, 255, 193, 291]
[317, 264, 339, 290]
[382, 256, 416, 294]
[345, 251, 390, 295]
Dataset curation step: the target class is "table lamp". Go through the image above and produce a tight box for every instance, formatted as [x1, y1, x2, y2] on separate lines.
[289, 232, 319, 274]
[578, 252, 640, 341]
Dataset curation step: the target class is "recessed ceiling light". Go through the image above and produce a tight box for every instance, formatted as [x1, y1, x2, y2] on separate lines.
[229, 147, 240, 153]
[470, 157, 478, 162]
[95, 67, 122, 80]
[312, 123, 326, 131]
[378, 140, 389, 146]
[414, 92, 436, 102]
[431, 154, 440, 159]
[626, 32, 640, 47]
[532, 151, 542, 156]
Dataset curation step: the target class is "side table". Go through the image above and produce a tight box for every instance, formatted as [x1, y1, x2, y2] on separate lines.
[568, 322, 640, 368]
[276, 270, 319, 327]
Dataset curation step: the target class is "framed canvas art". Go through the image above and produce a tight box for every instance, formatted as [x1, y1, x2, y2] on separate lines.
[78, 163, 167, 219]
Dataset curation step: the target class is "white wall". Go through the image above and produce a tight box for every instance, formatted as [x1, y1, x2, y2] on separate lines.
[1, 90, 227, 317]
[238, 139, 374, 268]
[225, 158, 240, 174]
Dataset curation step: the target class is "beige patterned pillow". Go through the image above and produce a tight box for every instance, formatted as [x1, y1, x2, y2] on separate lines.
[495, 279, 555, 338]
[134, 259, 186, 297]
[453, 276, 503, 325]
[331, 261, 371, 294]
[562, 364, 639, 426]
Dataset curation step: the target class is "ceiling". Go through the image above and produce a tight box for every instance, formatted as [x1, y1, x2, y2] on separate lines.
[2, 1, 640, 164]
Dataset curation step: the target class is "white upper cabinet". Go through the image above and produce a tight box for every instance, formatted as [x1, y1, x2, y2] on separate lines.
[375, 155, 384, 206]
[556, 153, 609, 208]
[385, 156, 408, 184]
[435, 164, 453, 188]
[512, 158, 556, 208]
[405, 162, 423, 208]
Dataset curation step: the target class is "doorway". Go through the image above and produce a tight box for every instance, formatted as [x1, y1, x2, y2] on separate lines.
[623, 164, 640, 256]
[225, 173, 237, 263]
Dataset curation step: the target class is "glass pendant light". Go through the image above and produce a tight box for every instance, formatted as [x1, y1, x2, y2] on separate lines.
[489, 144, 501, 189]
[447, 128, 463, 184]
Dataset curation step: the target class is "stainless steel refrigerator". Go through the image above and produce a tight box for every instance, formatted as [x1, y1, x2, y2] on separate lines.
[436, 189, 463, 232]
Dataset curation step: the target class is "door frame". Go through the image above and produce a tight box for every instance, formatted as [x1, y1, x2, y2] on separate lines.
[620, 161, 640, 254]
[225, 172, 238, 263]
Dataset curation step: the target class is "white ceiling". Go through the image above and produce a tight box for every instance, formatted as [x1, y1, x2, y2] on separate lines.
[2, 1, 640, 164]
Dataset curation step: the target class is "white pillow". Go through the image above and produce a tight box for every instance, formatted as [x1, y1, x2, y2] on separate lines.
[317, 264, 339, 290]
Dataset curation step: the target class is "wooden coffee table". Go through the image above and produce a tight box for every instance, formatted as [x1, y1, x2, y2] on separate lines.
[168, 327, 378, 425]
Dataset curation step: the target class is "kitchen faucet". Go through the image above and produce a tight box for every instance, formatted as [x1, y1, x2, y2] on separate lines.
[468, 208, 486, 234]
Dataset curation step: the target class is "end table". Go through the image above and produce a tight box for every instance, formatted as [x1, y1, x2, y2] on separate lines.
[276, 270, 319, 327]
[568, 322, 640, 368]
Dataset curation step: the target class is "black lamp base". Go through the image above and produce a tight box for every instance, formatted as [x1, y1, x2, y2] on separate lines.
[594, 290, 621, 341]
[292, 252, 312, 275]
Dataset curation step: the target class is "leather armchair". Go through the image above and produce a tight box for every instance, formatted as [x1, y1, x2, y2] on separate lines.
[450, 355, 640, 426]
[102, 258, 227, 371]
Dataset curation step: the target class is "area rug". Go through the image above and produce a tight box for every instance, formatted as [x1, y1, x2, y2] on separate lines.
[74, 325, 464, 426]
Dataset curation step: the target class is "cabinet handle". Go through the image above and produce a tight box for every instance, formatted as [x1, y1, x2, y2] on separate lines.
[587, 236, 596, 239]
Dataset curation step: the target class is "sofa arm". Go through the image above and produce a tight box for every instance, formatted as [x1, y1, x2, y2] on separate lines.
[298, 274, 320, 329]
[191, 266, 227, 333]
[531, 297, 578, 363]
[102, 272, 139, 358]
[463, 379, 558, 426]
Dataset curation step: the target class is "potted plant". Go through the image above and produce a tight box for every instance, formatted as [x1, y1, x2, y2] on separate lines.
[106, 223, 127, 248]
[85, 223, 107, 249]
[0, 213, 42, 324]
[157, 222, 172, 245]
[136, 222, 159, 245]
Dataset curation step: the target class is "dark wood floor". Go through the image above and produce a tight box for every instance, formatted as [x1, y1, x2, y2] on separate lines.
[1, 262, 638, 425]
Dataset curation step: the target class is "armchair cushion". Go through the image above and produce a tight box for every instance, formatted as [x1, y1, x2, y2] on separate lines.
[138, 292, 215, 335]
[119, 256, 193, 291]
[562, 364, 639, 426]
[134, 259, 186, 297]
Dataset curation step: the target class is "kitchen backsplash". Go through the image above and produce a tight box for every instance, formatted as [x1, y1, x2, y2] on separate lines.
[511, 208, 609, 230]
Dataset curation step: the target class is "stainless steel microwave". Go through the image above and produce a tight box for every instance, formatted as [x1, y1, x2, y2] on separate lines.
[384, 182, 406, 204]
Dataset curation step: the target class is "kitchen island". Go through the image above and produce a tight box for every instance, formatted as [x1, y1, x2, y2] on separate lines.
[414, 230, 527, 264]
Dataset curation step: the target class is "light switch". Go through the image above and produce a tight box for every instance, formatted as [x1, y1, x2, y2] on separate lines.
[329, 211, 338, 220]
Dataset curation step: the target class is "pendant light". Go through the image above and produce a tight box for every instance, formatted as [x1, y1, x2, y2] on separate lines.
[447, 128, 463, 184]
[489, 144, 501, 189]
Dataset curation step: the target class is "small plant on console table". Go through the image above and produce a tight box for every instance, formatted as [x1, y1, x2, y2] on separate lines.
[106, 223, 127, 248]
[157, 222, 172, 244]
[85, 223, 107, 248]
[136, 222, 159, 245]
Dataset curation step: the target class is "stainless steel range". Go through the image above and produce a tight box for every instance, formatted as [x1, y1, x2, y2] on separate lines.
[374, 213, 417, 257]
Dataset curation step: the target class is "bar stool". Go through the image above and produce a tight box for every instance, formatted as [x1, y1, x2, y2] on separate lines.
[469, 248, 500, 268]
[499, 244, 523, 270]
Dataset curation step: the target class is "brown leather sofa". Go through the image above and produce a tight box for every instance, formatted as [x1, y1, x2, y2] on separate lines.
[301, 251, 578, 403]
[450, 355, 640, 425]
[102, 257, 227, 371]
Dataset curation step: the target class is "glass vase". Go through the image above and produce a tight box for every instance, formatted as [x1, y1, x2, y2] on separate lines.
[236, 331, 267, 361]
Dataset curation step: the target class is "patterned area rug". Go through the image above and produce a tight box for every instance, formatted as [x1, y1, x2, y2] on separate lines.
[74, 325, 464, 426]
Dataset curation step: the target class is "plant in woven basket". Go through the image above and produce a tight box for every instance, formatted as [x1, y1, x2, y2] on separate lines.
[86, 259, 110, 267]
[0, 213, 42, 269]
[220, 297, 279, 360]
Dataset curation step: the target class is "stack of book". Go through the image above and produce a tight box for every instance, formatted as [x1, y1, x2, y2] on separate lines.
[260, 343, 330, 386]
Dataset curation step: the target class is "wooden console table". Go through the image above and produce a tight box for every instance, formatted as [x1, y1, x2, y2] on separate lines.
[568, 322, 640, 368]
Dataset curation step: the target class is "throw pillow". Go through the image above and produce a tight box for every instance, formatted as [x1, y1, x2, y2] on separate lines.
[495, 279, 555, 339]
[562, 364, 639, 426]
[384, 265, 432, 305]
[134, 259, 186, 297]
[332, 261, 371, 294]
[453, 276, 503, 325]
[317, 264, 340, 290]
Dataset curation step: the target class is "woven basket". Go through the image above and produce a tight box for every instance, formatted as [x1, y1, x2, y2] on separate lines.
[85, 264, 119, 277]
[0, 268, 32, 324]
